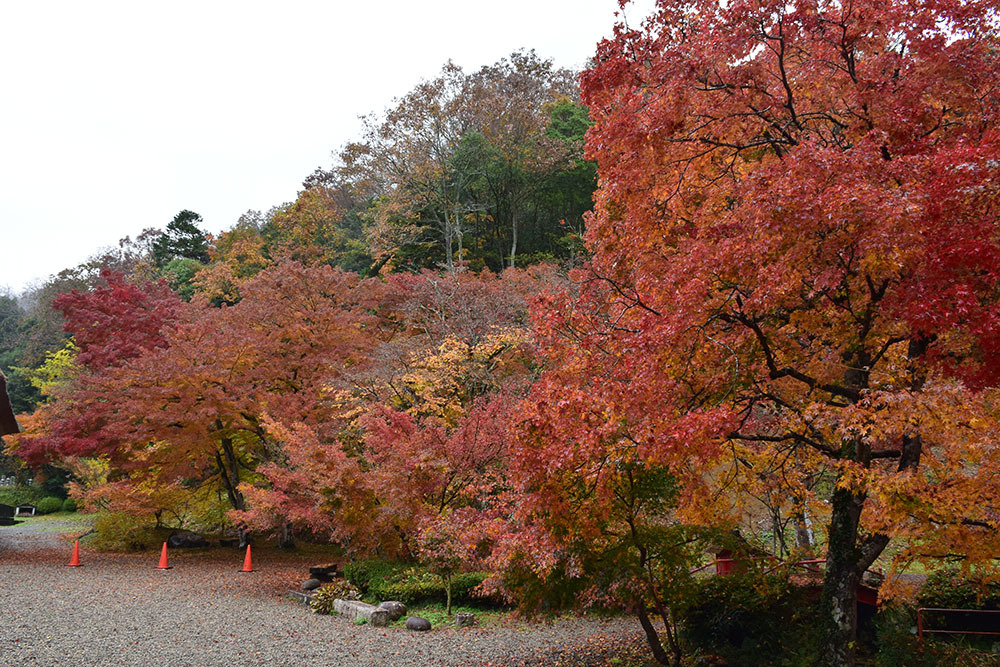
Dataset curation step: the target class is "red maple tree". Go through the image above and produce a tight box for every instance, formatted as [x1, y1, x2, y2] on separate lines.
[508, 1, 1000, 664]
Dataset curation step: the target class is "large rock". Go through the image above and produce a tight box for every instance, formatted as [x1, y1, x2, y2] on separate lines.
[167, 530, 209, 548]
[301, 578, 323, 591]
[406, 616, 432, 631]
[332, 599, 390, 627]
[377, 601, 406, 622]
[455, 612, 475, 628]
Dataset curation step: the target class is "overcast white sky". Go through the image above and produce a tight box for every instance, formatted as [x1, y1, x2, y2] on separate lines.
[0, 0, 654, 295]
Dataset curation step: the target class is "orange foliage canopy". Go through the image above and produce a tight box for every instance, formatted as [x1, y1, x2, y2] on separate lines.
[508, 0, 1000, 663]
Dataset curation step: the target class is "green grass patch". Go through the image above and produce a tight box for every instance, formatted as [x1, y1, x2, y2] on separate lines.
[389, 602, 512, 629]
[11, 512, 94, 533]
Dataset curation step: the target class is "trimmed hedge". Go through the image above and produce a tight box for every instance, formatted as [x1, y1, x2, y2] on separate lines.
[344, 559, 403, 593]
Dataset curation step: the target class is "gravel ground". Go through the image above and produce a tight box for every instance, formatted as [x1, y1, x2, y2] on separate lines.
[0, 518, 648, 666]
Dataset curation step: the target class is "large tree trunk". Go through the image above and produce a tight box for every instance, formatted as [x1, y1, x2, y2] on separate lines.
[215, 424, 249, 548]
[819, 486, 865, 666]
[819, 338, 929, 664]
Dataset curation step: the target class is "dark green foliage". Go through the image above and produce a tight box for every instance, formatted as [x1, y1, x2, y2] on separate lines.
[370, 568, 487, 605]
[500, 557, 587, 613]
[310, 580, 362, 615]
[36, 496, 64, 514]
[874, 603, 1000, 667]
[345, 559, 488, 605]
[153, 210, 210, 267]
[62, 497, 77, 512]
[918, 568, 1000, 610]
[547, 98, 591, 143]
[681, 574, 819, 666]
[160, 258, 203, 301]
[344, 559, 402, 593]
[0, 485, 45, 507]
[0, 294, 42, 415]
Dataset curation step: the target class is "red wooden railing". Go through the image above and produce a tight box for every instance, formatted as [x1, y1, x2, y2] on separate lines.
[917, 608, 1000, 641]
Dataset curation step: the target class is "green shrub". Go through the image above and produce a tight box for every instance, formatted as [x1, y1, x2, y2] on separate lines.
[61, 497, 77, 512]
[0, 485, 45, 507]
[369, 567, 443, 604]
[36, 496, 64, 514]
[373, 568, 487, 605]
[344, 559, 404, 593]
[918, 568, 1000, 610]
[681, 573, 818, 666]
[87, 513, 168, 552]
[345, 559, 489, 605]
[310, 580, 362, 615]
[344, 560, 487, 605]
[875, 603, 999, 667]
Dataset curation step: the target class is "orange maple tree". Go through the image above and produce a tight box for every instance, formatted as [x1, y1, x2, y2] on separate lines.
[236, 268, 549, 556]
[506, 1, 1000, 664]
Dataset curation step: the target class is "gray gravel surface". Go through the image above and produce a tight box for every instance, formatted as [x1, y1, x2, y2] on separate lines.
[0, 519, 646, 666]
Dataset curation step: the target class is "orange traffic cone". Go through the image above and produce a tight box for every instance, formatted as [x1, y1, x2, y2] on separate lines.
[66, 539, 81, 567]
[156, 541, 172, 570]
[240, 544, 254, 572]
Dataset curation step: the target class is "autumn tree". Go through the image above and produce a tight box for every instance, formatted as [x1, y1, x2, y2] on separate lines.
[194, 210, 272, 305]
[334, 52, 588, 274]
[512, 1, 1000, 665]
[95, 262, 380, 544]
[10, 270, 183, 466]
[348, 62, 478, 272]
[237, 268, 554, 556]
[464, 52, 580, 267]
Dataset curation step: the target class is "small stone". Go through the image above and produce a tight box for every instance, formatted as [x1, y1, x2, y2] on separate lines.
[377, 601, 407, 622]
[455, 612, 475, 628]
[301, 578, 322, 591]
[405, 616, 431, 631]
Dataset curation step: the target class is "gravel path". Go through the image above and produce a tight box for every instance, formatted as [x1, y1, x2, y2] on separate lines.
[0, 519, 648, 666]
